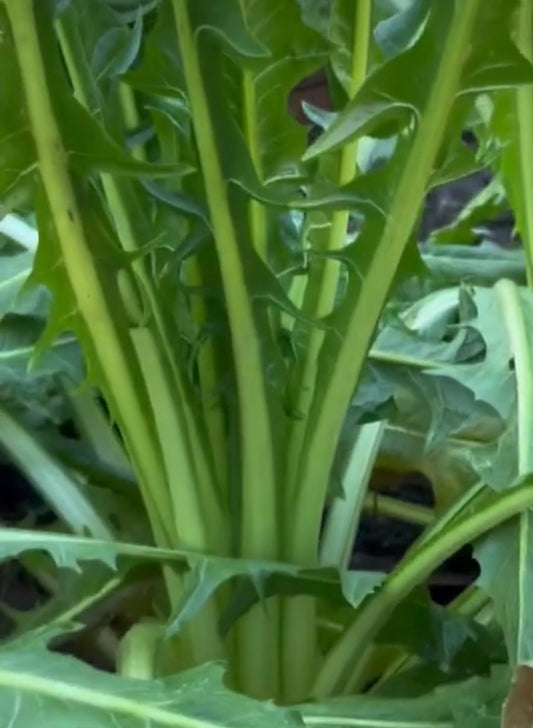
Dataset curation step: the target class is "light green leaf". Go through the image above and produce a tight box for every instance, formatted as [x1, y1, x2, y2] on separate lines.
[428, 286, 520, 423]
[0, 526, 383, 639]
[92, 7, 143, 79]
[190, 0, 269, 58]
[304, 2, 531, 159]
[476, 519, 533, 667]
[0, 629, 301, 728]
[0, 251, 33, 317]
[0, 408, 113, 539]
[0, 313, 83, 426]
[473, 280, 533, 690]
[0, 314, 83, 382]
[299, 668, 506, 727]
[56, 92, 193, 178]
[421, 243, 526, 286]
[374, 0, 430, 59]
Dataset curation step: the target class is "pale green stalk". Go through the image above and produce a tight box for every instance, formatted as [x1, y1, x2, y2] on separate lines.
[281, 0, 372, 703]
[496, 279, 533, 674]
[514, 0, 533, 285]
[363, 492, 434, 528]
[4, 0, 171, 548]
[286, 0, 372, 513]
[117, 622, 162, 679]
[290, 0, 483, 574]
[66, 385, 133, 477]
[312, 475, 533, 697]
[171, 0, 280, 699]
[184, 258, 229, 498]
[243, 71, 268, 261]
[55, 16, 224, 558]
[7, 0, 222, 667]
[320, 422, 386, 568]
[118, 81, 146, 162]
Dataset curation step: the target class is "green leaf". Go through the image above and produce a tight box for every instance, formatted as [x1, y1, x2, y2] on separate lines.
[0, 314, 82, 377]
[475, 519, 533, 667]
[426, 178, 507, 246]
[0, 313, 84, 426]
[5, 563, 123, 645]
[0, 7, 35, 206]
[0, 251, 34, 317]
[56, 92, 193, 178]
[351, 295, 499, 455]
[421, 243, 526, 286]
[0, 629, 301, 728]
[0, 527, 383, 639]
[234, 0, 328, 182]
[299, 668, 507, 727]
[92, 8, 143, 80]
[427, 286, 520, 423]
[305, 2, 532, 159]
[473, 279, 533, 695]
[0, 408, 114, 539]
[218, 568, 384, 639]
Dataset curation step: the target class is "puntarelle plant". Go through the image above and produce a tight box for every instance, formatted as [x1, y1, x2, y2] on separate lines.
[1, 0, 533, 725]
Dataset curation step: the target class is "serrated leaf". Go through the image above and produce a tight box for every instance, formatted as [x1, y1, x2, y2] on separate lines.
[351, 298, 498, 455]
[0, 527, 383, 640]
[56, 92, 193, 178]
[305, 1, 531, 159]
[428, 286, 520, 423]
[0, 313, 84, 426]
[0, 630, 301, 728]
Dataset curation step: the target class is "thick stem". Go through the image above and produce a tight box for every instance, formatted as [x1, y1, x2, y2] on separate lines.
[285, 0, 372, 525]
[313, 476, 533, 697]
[8, 0, 223, 666]
[281, 0, 372, 704]
[363, 492, 434, 528]
[171, 0, 280, 699]
[55, 14, 224, 556]
[291, 0, 482, 580]
[184, 258, 229, 500]
[497, 279, 533, 672]
[4, 0, 173, 548]
[320, 422, 386, 568]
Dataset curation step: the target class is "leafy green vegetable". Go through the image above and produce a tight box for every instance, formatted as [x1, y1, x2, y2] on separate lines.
[0, 628, 301, 728]
[0, 0, 532, 724]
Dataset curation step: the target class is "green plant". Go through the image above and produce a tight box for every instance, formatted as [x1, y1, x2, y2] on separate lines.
[1, 0, 533, 725]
